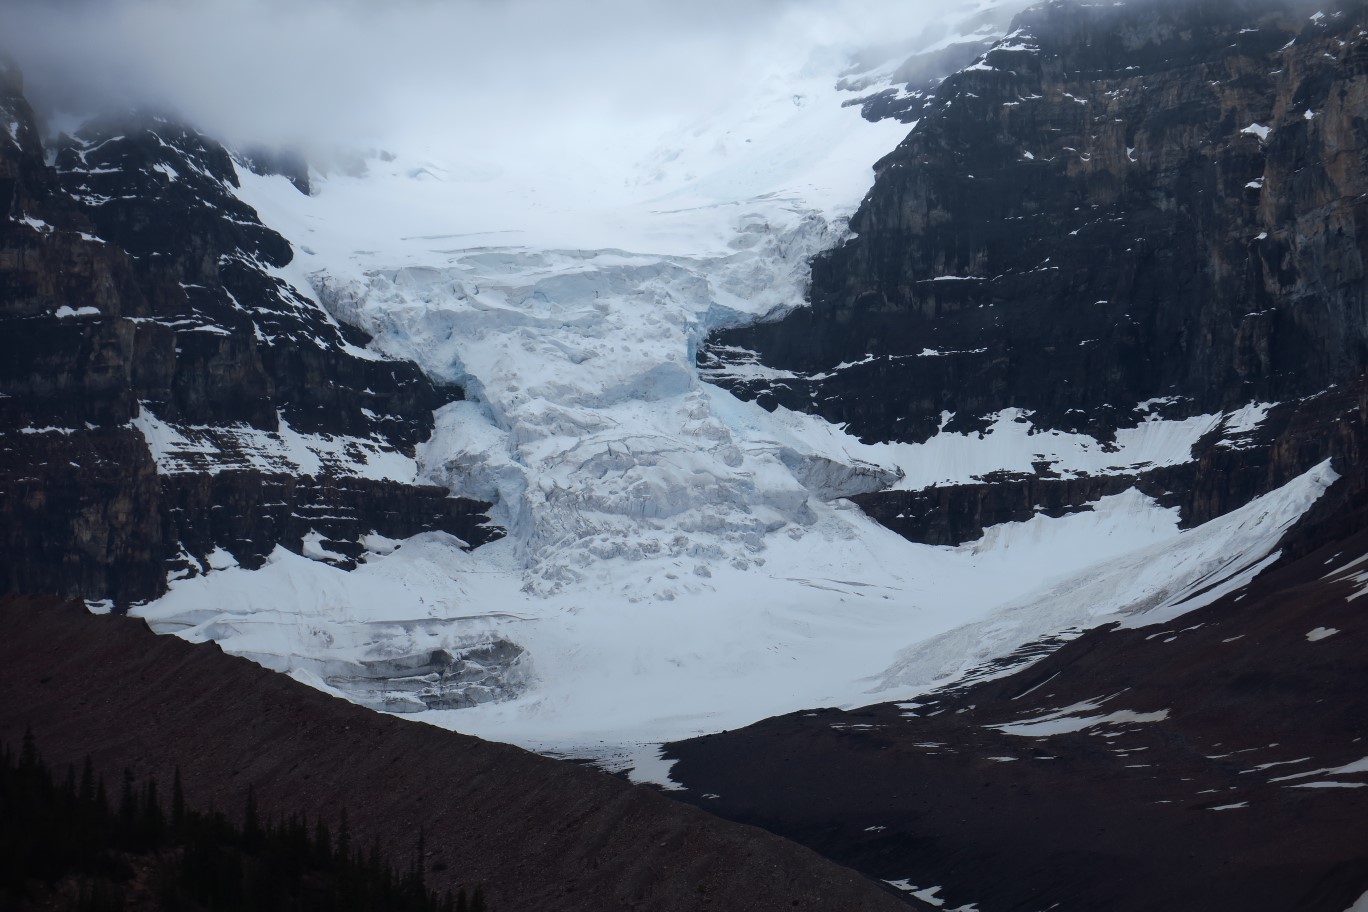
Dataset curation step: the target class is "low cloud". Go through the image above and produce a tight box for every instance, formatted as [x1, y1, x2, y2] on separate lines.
[7, 0, 1005, 152]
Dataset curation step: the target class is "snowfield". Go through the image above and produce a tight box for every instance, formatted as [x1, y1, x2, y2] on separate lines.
[131, 5, 1334, 782]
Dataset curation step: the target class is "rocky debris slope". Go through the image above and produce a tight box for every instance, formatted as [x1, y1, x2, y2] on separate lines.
[0, 595, 913, 912]
[0, 62, 498, 609]
[664, 410, 1368, 912]
[705, 0, 1368, 546]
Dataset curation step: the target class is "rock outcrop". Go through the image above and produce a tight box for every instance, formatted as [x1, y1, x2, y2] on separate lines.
[665, 377, 1368, 911]
[706, 0, 1368, 544]
[0, 65, 499, 608]
[669, 7, 1368, 907]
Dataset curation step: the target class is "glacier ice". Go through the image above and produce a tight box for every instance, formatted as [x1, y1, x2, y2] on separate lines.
[133, 16, 1330, 765]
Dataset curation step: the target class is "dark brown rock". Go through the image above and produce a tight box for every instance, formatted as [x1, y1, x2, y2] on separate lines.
[0, 428, 162, 606]
[704, 0, 1368, 551]
[160, 473, 498, 574]
[0, 70, 499, 608]
[714, 0, 1368, 442]
[666, 475, 1368, 912]
[0, 597, 912, 912]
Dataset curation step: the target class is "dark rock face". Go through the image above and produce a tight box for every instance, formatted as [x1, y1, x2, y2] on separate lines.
[855, 378, 1366, 543]
[667, 10, 1368, 907]
[0, 428, 164, 607]
[839, 4, 1023, 124]
[158, 473, 497, 575]
[0, 72, 499, 608]
[706, 0, 1368, 548]
[714, 0, 1368, 442]
[51, 114, 445, 445]
[851, 471, 1151, 545]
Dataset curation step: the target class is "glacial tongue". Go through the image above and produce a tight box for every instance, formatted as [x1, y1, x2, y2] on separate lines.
[122, 1, 1350, 753]
[308, 215, 890, 597]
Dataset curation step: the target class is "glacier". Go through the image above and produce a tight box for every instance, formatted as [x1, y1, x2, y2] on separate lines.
[130, 3, 1333, 780]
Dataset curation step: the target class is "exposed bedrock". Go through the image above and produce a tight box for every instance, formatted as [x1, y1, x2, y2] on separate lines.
[713, 0, 1368, 442]
[0, 70, 498, 608]
[707, 0, 1368, 544]
[0, 427, 163, 606]
[852, 471, 1154, 546]
[160, 473, 500, 575]
[856, 376, 1367, 544]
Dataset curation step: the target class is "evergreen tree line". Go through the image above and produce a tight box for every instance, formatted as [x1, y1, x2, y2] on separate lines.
[0, 730, 487, 912]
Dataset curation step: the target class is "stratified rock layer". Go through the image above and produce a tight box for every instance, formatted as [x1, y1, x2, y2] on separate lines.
[713, 0, 1368, 441]
[0, 65, 498, 607]
[674, 9, 1368, 907]
[706, 0, 1368, 547]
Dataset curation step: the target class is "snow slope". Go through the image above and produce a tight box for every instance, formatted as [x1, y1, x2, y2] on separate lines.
[133, 6, 1333, 778]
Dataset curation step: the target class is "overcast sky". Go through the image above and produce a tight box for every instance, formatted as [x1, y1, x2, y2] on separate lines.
[7, 0, 1012, 153]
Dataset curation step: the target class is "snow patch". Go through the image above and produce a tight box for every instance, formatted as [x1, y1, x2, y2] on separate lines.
[53, 306, 101, 319]
[361, 532, 404, 556]
[991, 703, 1170, 737]
[623, 744, 685, 791]
[302, 531, 349, 563]
[204, 547, 239, 571]
[873, 462, 1336, 694]
[133, 407, 417, 483]
[16, 214, 53, 233]
[744, 401, 1276, 493]
[1272, 756, 1368, 784]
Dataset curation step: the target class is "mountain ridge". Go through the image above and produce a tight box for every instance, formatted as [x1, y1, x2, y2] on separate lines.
[1, 64, 500, 609]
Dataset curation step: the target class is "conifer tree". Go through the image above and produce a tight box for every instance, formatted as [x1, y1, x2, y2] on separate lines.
[18, 727, 37, 771]
[337, 807, 351, 868]
[314, 816, 332, 867]
[117, 768, 136, 835]
[79, 755, 96, 804]
[172, 767, 186, 833]
[243, 785, 262, 849]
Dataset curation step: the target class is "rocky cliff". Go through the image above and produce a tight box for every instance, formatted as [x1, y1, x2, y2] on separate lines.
[706, 0, 1368, 544]
[0, 62, 499, 609]
[669, 5, 1368, 907]
[666, 356, 1368, 911]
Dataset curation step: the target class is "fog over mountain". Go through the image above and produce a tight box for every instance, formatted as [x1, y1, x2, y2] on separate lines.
[8, 0, 1012, 160]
